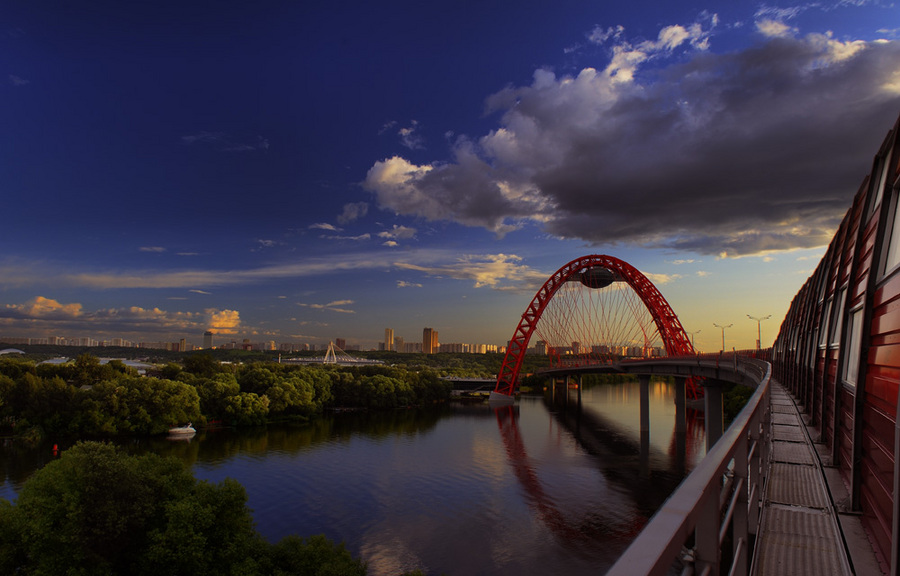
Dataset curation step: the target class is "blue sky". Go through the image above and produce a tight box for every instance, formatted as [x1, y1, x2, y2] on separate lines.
[1, 0, 898, 352]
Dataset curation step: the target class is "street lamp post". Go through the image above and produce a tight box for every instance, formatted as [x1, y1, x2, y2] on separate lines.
[747, 314, 772, 350]
[686, 329, 701, 351]
[713, 323, 733, 352]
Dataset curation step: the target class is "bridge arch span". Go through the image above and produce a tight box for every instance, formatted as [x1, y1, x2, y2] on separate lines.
[493, 254, 696, 400]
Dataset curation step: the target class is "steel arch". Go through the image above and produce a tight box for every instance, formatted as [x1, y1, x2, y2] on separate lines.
[493, 255, 696, 397]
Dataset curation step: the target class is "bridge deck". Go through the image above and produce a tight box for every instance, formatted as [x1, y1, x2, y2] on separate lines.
[753, 382, 878, 575]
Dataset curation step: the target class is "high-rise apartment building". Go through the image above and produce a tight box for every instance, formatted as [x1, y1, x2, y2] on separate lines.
[335, 338, 346, 350]
[384, 328, 394, 352]
[203, 330, 213, 349]
[423, 327, 438, 354]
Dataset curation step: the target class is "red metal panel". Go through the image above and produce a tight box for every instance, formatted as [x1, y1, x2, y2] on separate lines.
[870, 307, 900, 339]
[823, 393, 835, 445]
[838, 386, 855, 473]
[867, 368, 900, 415]
[869, 343, 900, 377]
[869, 331, 900, 348]
[820, 348, 838, 430]
[862, 402, 895, 493]
[874, 272, 900, 308]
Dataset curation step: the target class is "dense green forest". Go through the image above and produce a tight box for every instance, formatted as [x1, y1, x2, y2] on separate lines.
[0, 349, 551, 439]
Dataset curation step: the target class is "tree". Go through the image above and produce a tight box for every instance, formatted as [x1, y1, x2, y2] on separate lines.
[73, 353, 105, 387]
[77, 378, 201, 435]
[239, 365, 279, 395]
[195, 373, 241, 419]
[9, 442, 197, 574]
[22, 375, 78, 433]
[225, 392, 270, 426]
[265, 378, 310, 415]
[183, 353, 223, 379]
[0, 357, 35, 380]
[157, 362, 183, 381]
[1, 441, 373, 576]
[0, 498, 25, 572]
[267, 534, 366, 576]
[139, 478, 265, 575]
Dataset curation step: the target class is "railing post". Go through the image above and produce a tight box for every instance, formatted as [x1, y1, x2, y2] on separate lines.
[696, 484, 721, 575]
[733, 429, 749, 576]
[748, 404, 762, 539]
[761, 384, 771, 487]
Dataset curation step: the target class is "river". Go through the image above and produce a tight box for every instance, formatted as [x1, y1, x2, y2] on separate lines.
[0, 379, 706, 575]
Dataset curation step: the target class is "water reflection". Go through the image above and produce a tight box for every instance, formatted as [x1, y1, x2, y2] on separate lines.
[545, 381, 706, 521]
[494, 404, 644, 552]
[1, 380, 706, 576]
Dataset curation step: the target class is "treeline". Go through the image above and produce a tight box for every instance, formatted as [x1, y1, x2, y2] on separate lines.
[0, 353, 454, 437]
[0, 342, 551, 376]
[0, 441, 423, 575]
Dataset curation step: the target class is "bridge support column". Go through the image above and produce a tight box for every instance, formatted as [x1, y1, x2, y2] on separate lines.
[704, 379, 725, 451]
[675, 377, 686, 428]
[640, 375, 651, 477]
[639, 375, 650, 436]
[577, 376, 582, 409]
[674, 377, 687, 474]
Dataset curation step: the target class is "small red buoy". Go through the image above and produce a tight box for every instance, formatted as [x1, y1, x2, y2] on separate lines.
[52, 444, 58, 456]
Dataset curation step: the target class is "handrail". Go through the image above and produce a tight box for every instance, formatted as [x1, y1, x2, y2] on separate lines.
[605, 356, 772, 576]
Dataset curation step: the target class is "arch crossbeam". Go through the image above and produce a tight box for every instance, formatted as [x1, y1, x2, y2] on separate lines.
[493, 255, 696, 399]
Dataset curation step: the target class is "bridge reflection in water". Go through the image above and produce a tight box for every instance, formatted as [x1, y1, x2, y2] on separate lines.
[493, 380, 707, 561]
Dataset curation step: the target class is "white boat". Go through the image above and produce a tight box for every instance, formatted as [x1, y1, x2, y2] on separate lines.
[168, 423, 196, 435]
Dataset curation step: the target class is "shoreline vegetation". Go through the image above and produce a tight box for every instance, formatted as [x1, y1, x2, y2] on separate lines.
[0, 349, 527, 442]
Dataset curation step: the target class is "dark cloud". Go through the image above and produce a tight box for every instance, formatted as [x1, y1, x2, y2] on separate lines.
[365, 27, 900, 256]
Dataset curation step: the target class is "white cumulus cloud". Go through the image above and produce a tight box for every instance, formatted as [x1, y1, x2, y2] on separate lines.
[363, 17, 900, 257]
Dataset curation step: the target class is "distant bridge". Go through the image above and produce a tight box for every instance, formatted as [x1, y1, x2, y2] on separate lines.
[441, 377, 496, 395]
[281, 341, 383, 366]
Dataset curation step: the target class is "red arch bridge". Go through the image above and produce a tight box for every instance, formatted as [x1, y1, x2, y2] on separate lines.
[490, 254, 702, 403]
[486, 254, 777, 576]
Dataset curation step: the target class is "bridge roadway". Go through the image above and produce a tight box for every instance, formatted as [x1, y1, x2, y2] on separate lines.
[533, 356, 881, 575]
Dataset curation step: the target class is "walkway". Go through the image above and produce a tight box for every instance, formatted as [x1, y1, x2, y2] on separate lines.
[753, 381, 879, 575]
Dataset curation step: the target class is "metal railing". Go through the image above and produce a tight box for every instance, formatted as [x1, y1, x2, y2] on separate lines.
[605, 355, 772, 576]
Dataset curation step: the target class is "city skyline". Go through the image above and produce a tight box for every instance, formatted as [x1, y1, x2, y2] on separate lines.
[0, 326, 498, 354]
[1, 2, 899, 353]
